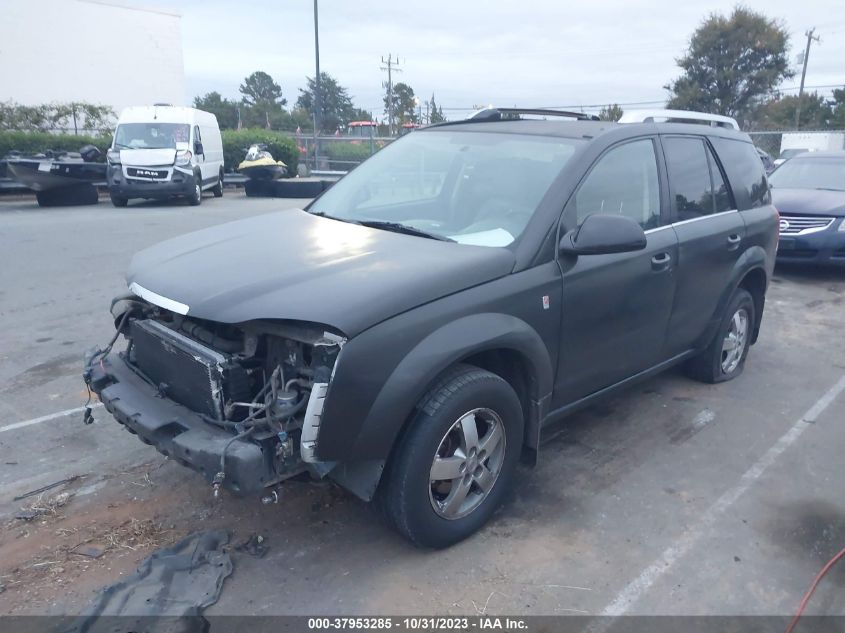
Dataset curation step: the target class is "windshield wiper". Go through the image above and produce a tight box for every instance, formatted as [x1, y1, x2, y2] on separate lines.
[356, 220, 455, 242]
[814, 187, 845, 192]
[113, 142, 132, 149]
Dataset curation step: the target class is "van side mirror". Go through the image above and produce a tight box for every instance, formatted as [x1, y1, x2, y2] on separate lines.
[559, 214, 648, 256]
[194, 142, 204, 156]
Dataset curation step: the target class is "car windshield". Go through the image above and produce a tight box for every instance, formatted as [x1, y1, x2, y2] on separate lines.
[114, 123, 190, 150]
[778, 149, 808, 160]
[769, 156, 845, 191]
[309, 130, 582, 246]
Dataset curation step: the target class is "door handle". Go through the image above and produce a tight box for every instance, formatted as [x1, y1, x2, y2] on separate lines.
[651, 252, 671, 271]
[727, 234, 741, 250]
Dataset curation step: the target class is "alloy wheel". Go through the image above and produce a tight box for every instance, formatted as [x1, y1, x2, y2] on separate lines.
[720, 308, 748, 374]
[429, 408, 506, 520]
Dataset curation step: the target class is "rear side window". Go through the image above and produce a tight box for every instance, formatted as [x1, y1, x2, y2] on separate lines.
[662, 137, 714, 221]
[572, 139, 661, 230]
[706, 144, 734, 213]
[710, 137, 770, 210]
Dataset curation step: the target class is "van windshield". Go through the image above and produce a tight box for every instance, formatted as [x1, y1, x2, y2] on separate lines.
[114, 123, 190, 150]
[309, 130, 582, 246]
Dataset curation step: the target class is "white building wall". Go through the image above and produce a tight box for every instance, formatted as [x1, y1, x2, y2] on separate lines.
[0, 0, 184, 117]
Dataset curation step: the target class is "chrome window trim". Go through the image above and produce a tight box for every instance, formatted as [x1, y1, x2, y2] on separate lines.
[644, 208, 739, 235]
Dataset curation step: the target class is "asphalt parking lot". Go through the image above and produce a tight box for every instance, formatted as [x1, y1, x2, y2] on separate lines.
[1, 192, 844, 619]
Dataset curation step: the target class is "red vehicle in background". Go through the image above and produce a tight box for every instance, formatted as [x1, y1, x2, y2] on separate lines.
[347, 121, 378, 143]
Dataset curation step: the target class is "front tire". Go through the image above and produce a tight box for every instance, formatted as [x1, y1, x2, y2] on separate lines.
[377, 364, 523, 548]
[110, 193, 128, 207]
[187, 177, 202, 206]
[686, 287, 755, 383]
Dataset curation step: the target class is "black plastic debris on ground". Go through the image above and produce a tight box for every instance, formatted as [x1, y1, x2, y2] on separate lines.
[61, 530, 232, 633]
[233, 534, 269, 559]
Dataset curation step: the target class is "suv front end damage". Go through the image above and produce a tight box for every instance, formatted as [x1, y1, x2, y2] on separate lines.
[84, 295, 344, 497]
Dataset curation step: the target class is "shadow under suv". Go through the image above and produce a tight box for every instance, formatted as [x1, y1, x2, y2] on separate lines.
[84, 108, 778, 548]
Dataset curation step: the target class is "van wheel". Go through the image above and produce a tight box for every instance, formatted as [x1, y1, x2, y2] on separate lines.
[377, 364, 523, 548]
[110, 193, 128, 208]
[212, 171, 224, 197]
[686, 288, 755, 383]
[188, 178, 202, 206]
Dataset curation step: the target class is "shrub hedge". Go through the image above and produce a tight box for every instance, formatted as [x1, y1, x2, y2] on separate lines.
[0, 131, 112, 159]
[222, 129, 299, 175]
[1, 129, 300, 175]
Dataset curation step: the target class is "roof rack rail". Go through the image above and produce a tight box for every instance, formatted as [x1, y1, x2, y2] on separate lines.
[618, 109, 740, 130]
[468, 107, 600, 122]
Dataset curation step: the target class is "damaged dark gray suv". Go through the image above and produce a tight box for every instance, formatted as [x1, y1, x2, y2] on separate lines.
[85, 108, 778, 548]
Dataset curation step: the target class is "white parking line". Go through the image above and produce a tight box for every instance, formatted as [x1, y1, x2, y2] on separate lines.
[599, 371, 845, 617]
[0, 403, 103, 434]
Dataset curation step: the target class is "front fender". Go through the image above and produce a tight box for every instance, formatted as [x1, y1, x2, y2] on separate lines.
[318, 312, 553, 464]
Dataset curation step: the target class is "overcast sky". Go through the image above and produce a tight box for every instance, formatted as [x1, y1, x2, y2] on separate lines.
[130, 0, 844, 119]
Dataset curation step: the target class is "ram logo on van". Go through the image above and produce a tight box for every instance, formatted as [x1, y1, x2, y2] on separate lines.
[134, 169, 163, 178]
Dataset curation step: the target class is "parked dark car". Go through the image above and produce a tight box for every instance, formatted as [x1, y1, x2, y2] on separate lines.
[84, 108, 778, 548]
[756, 146, 775, 174]
[770, 151, 845, 266]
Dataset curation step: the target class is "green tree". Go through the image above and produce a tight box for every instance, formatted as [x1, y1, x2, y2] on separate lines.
[193, 92, 239, 129]
[349, 107, 374, 123]
[239, 71, 287, 129]
[665, 7, 793, 126]
[830, 87, 845, 128]
[295, 72, 356, 133]
[598, 104, 624, 121]
[755, 92, 830, 130]
[0, 101, 113, 133]
[428, 94, 445, 124]
[384, 82, 417, 128]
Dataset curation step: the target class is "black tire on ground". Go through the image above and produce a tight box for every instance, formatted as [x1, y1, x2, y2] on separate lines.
[110, 193, 128, 207]
[36, 184, 99, 207]
[212, 170, 224, 197]
[187, 176, 202, 206]
[685, 287, 756, 384]
[376, 364, 523, 548]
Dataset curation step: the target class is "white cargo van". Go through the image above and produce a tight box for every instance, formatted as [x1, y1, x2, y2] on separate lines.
[107, 105, 224, 207]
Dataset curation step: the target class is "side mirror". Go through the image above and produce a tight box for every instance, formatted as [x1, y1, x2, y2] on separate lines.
[194, 142, 204, 156]
[559, 214, 647, 256]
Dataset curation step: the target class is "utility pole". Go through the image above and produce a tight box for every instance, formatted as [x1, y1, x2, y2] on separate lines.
[380, 54, 402, 136]
[794, 27, 820, 130]
[313, 0, 321, 169]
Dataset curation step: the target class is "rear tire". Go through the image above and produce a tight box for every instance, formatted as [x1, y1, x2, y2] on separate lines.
[376, 364, 523, 548]
[686, 288, 755, 383]
[212, 170, 224, 197]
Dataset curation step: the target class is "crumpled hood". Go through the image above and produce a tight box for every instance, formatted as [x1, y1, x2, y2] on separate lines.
[126, 209, 515, 336]
[772, 188, 845, 217]
[118, 148, 177, 166]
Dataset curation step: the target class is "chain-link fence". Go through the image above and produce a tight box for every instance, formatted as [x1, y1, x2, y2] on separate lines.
[297, 135, 396, 174]
[747, 130, 845, 159]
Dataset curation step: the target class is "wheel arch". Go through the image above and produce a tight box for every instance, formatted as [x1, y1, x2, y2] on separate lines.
[700, 245, 769, 349]
[328, 313, 553, 500]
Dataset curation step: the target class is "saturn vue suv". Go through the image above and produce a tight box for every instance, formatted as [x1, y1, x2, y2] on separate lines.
[84, 108, 778, 548]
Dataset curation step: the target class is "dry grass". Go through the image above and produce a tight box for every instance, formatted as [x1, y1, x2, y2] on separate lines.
[101, 518, 168, 552]
[22, 491, 74, 520]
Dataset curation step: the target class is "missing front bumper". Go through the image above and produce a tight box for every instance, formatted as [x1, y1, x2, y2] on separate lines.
[86, 354, 276, 495]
